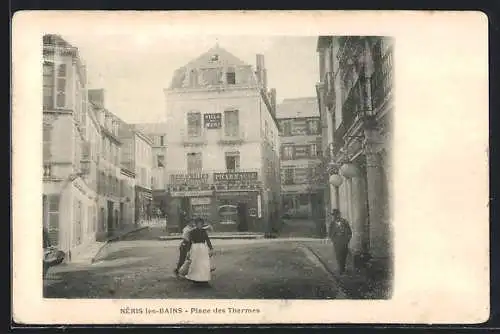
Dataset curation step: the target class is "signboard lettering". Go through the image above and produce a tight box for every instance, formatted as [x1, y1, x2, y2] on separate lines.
[213, 171, 258, 184]
[170, 173, 209, 185]
[204, 113, 222, 129]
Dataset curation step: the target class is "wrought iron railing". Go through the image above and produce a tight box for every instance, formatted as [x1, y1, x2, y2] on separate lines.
[371, 45, 393, 110]
[43, 164, 52, 178]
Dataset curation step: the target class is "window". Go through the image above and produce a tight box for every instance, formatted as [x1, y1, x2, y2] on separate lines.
[201, 68, 223, 85]
[187, 152, 202, 173]
[282, 146, 294, 160]
[157, 155, 165, 168]
[307, 119, 320, 135]
[224, 110, 239, 137]
[56, 64, 67, 108]
[151, 176, 156, 189]
[189, 69, 198, 87]
[294, 145, 310, 159]
[310, 144, 318, 158]
[280, 120, 292, 136]
[43, 126, 51, 161]
[282, 168, 294, 185]
[294, 167, 310, 184]
[225, 151, 240, 171]
[291, 119, 308, 136]
[141, 168, 147, 186]
[187, 112, 202, 137]
[43, 62, 54, 109]
[46, 195, 60, 246]
[160, 135, 165, 146]
[226, 67, 236, 84]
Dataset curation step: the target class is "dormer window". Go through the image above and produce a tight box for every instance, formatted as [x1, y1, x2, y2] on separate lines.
[209, 54, 219, 62]
[226, 67, 236, 85]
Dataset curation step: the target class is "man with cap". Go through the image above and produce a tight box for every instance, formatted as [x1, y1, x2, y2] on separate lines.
[328, 209, 352, 274]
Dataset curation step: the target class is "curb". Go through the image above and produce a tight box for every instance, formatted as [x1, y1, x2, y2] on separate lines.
[299, 243, 351, 299]
[158, 235, 265, 241]
[91, 226, 149, 263]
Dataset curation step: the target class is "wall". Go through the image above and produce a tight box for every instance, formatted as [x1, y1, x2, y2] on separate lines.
[165, 89, 263, 175]
[134, 134, 152, 189]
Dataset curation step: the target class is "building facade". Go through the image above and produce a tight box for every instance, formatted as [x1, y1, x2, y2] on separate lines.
[42, 35, 99, 261]
[277, 98, 325, 220]
[316, 36, 393, 275]
[133, 123, 168, 217]
[87, 89, 128, 240]
[119, 123, 154, 224]
[164, 45, 281, 233]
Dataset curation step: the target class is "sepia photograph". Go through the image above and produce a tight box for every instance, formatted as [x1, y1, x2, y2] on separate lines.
[40, 33, 393, 300]
[13, 11, 489, 325]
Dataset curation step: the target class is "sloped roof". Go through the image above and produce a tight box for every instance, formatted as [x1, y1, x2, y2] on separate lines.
[132, 123, 167, 135]
[183, 44, 247, 70]
[169, 45, 250, 89]
[276, 97, 320, 119]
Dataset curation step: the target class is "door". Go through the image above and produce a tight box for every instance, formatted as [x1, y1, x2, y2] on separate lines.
[107, 201, 114, 233]
[237, 202, 248, 232]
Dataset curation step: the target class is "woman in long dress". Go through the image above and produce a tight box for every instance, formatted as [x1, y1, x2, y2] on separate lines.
[185, 218, 214, 284]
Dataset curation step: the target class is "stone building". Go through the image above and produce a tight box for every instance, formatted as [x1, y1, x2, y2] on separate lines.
[118, 122, 154, 225]
[87, 89, 130, 239]
[42, 34, 100, 261]
[316, 36, 393, 275]
[133, 123, 168, 217]
[276, 97, 325, 221]
[163, 45, 280, 233]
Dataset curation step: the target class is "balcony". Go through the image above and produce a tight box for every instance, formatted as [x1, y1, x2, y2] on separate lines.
[217, 129, 246, 145]
[180, 130, 207, 147]
[371, 44, 393, 111]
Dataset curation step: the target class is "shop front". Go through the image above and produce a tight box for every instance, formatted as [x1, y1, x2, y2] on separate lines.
[135, 185, 153, 224]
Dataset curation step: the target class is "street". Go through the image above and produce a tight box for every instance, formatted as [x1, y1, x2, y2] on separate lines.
[44, 231, 345, 299]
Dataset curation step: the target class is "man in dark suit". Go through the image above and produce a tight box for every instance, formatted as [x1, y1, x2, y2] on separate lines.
[329, 209, 352, 274]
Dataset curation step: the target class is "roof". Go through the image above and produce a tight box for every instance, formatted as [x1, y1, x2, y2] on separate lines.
[276, 97, 320, 119]
[132, 123, 167, 135]
[169, 44, 251, 89]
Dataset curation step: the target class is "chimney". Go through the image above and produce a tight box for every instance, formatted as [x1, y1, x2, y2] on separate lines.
[256, 54, 267, 90]
[268, 88, 277, 116]
[88, 89, 105, 107]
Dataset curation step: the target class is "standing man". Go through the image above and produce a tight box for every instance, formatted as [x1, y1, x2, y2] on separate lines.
[329, 209, 352, 274]
[174, 218, 195, 276]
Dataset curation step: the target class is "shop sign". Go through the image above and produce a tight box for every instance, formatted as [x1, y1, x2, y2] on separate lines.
[204, 113, 222, 129]
[213, 171, 258, 183]
[170, 173, 209, 185]
[170, 190, 213, 197]
[191, 197, 211, 205]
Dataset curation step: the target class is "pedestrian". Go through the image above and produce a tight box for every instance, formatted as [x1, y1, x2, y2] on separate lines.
[328, 209, 352, 274]
[184, 217, 214, 285]
[174, 218, 195, 276]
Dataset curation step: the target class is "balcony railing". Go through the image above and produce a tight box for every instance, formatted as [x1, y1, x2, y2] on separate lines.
[371, 45, 393, 110]
[218, 129, 246, 144]
[334, 76, 363, 150]
[181, 129, 207, 146]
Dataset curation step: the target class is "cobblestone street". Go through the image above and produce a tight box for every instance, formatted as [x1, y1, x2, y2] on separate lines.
[44, 237, 346, 299]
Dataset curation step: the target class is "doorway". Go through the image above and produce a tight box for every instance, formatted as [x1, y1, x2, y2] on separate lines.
[107, 201, 114, 234]
[237, 202, 248, 232]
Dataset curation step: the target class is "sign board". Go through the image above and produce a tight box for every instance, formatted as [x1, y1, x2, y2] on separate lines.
[170, 173, 209, 185]
[170, 190, 213, 197]
[204, 113, 222, 129]
[191, 197, 212, 205]
[213, 171, 258, 184]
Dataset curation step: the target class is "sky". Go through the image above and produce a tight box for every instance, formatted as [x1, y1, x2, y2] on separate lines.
[62, 34, 320, 124]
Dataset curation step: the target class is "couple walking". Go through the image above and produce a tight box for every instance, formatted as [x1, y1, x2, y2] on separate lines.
[174, 217, 214, 284]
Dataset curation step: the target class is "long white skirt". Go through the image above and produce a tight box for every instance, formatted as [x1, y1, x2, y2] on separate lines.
[186, 243, 211, 282]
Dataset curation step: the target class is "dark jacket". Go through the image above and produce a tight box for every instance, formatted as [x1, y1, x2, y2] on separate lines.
[329, 218, 352, 244]
[43, 228, 51, 248]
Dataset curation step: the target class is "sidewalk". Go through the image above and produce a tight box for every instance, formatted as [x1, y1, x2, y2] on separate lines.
[300, 240, 392, 299]
[158, 231, 265, 241]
